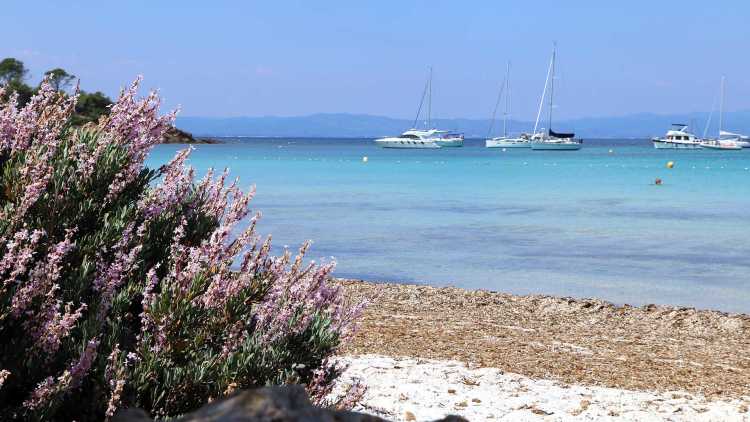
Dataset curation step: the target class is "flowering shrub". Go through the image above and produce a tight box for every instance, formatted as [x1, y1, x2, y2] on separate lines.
[0, 78, 363, 420]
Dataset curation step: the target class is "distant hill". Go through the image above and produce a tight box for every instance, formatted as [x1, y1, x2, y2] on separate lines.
[175, 111, 750, 139]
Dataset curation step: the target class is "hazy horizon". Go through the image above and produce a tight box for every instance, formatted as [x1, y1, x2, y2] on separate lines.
[5, 1, 750, 121]
[174, 109, 750, 138]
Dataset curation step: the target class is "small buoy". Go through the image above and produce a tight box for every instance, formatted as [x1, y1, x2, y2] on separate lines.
[608, 149, 614, 154]
[502, 148, 507, 152]
[666, 161, 674, 169]
[655, 178, 663, 185]
[362, 156, 368, 163]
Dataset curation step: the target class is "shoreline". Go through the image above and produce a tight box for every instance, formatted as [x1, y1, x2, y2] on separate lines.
[341, 277, 750, 316]
[337, 279, 750, 400]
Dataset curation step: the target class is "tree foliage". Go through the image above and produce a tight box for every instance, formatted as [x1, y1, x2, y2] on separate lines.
[72, 91, 113, 126]
[0, 58, 116, 126]
[0, 58, 27, 85]
[43, 68, 76, 92]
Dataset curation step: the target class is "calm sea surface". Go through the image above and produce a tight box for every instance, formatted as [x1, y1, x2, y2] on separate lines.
[147, 138, 750, 313]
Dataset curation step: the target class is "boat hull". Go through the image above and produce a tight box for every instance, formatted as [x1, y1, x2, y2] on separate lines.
[435, 138, 463, 147]
[486, 139, 531, 148]
[531, 141, 582, 151]
[652, 139, 702, 149]
[700, 143, 743, 151]
[374, 138, 441, 149]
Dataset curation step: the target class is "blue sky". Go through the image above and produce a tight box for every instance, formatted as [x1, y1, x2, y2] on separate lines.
[3, 1, 750, 120]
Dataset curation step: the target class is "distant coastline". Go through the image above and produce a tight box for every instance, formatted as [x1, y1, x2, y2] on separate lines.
[175, 110, 750, 139]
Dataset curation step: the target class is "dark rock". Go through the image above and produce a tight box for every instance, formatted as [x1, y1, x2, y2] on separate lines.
[161, 126, 219, 144]
[113, 385, 469, 422]
[112, 408, 152, 422]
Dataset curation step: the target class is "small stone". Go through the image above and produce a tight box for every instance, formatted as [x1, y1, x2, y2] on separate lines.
[738, 404, 748, 413]
[460, 376, 480, 386]
[447, 389, 456, 394]
[571, 399, 590, 416]
[399, 393, 409, 401]
[471, 398, 481, 404]
[531, 408, 553, 415]
[456, 401, 468, 407]
[404, 410, 416, 421]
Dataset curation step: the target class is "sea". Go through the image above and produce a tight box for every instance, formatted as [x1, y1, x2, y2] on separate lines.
[147, 138, 750, 313]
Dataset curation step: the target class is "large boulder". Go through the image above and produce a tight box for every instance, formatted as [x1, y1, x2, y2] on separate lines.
[113, 385, 467, 422]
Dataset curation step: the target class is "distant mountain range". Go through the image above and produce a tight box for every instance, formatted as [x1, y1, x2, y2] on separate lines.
[176, 111, 750, 139]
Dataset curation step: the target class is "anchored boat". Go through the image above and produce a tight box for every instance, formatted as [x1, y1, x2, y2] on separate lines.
[652, 124, 703, 149]
[699, 76, 744, 151]
[486, 62, 531, 148]
[374, 67, 463, 149]
[374, 129, 442, 149]
[529, 44, 582, 151]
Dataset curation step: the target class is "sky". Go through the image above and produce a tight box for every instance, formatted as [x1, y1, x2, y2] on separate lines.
[3, 1, 750, 120]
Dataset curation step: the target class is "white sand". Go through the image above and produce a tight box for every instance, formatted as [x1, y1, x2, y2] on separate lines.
[332, 355, 750, 421]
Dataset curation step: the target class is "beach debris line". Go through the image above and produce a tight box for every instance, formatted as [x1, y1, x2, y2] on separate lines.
[338, 279, 750, 400]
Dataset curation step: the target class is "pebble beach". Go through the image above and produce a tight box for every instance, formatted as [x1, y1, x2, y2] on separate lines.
[336, 280, 750, 421]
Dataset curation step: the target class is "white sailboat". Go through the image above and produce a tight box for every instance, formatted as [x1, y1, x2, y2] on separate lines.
[530, 44, 582, 151]
[486, 62, 531, 148]
[374, 67, 464, 149]
[720, 130, 750, 148]
[700, 76, 745, 150]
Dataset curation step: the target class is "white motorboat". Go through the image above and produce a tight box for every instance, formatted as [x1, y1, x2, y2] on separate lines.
[529, 44, 582, 151]
[652, 124, 703, 149]
[374, 129, 441, 148]
[485, 62, 531, 148]
[375, 67, 463, 149]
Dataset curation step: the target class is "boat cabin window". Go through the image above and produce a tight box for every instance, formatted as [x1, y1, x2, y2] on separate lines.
[399, 134, 420, 139]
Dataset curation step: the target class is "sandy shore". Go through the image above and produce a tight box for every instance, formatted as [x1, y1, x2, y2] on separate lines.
[333, 355, 749, 421]
[336, 279, 750, 419]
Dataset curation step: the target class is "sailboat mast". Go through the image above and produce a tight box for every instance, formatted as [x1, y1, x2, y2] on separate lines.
[507, 62, 512, 136]
[547, 44, 556, 134]
[533, 51, 554, 135]
[719, 75, 725, 135]
[428, 66, 433, 129]
[487, 68, 507, 138]
[503, 61, 510, 137]
[413, 79, 428, 129]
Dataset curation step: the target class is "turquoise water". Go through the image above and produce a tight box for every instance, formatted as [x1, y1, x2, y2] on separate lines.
[147, 138, 750, 313]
